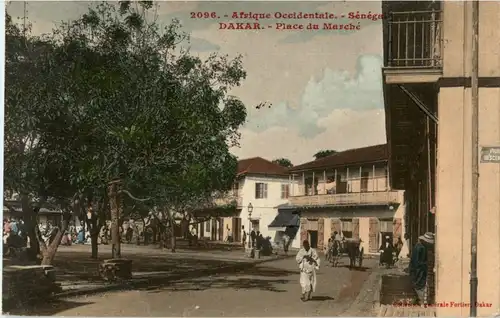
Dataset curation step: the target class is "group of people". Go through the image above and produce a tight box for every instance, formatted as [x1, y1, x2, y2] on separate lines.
[241, 226, 276, 256]
[293, 231, 435, 305]
[3, 218, 27, 249]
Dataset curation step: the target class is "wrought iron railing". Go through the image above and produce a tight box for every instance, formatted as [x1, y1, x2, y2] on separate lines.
[387, 10, 443, 68]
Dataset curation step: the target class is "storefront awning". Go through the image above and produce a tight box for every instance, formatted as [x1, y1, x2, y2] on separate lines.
[268, 211, 300, 231]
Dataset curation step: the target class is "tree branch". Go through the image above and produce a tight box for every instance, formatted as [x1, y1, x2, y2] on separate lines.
[118, 189, 151, 202]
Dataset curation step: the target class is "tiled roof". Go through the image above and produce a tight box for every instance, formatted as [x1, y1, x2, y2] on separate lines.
[289, 144, 388, 172]
[237, 157, 289, 176]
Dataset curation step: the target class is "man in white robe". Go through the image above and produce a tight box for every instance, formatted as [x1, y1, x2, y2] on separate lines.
[296, 240, 320, 301]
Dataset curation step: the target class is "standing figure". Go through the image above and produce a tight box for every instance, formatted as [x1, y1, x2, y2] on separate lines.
[241, 226, 247, 247]
[379, 235, 394, 267]
[296, 240, 320, 302]
[250, 229, 256, 248]
[282, 233, 290, 255]
[410, 232, 434, 305]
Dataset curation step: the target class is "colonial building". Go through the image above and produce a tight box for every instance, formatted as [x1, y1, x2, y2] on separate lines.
[382, 1, 500, 315]
[285, 144, 405, 254]
[197, 157, 299, 247]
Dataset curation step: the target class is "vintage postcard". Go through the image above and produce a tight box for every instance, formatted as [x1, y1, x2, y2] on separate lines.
[2, 0, 499, 317]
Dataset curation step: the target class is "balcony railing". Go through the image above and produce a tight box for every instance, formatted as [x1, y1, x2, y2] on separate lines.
[213, 193, 243, 208]
[387, 10, 442, 68]
[289, 191, 400, 207]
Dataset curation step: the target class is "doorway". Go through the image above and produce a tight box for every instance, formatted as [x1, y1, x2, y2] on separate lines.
[308, 230, 318, 248]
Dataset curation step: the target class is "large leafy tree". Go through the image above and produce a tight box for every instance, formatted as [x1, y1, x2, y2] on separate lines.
[313, 150, 338, 160]
[272, 158, 293, 168]
[4, 1, 248, 262]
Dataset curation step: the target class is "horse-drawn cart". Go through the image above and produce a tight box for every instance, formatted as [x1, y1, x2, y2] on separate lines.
[328, 238, 364, 268]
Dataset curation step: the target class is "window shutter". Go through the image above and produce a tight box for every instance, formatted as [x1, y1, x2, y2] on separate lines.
[255, 183, 260, 198]
[264, 183, 268, 198]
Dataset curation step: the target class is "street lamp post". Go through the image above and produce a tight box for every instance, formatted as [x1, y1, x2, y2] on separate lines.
[246, 203, 253, 257]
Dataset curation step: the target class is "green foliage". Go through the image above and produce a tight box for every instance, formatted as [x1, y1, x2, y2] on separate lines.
[272, 158, 293, 168]
[4, 2, 248, 221]
[313, 150, 338, 160]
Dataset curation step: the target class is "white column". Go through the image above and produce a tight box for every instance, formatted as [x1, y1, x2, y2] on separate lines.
[302, 172, 305, 195]
[334, 169, 337, 194]
[323, 170, 326, 194]
[292, 174, 295, 196]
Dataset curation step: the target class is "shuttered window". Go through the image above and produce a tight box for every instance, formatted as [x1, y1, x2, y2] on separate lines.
[255, 183, 268, 199]
[281, 184, 290, 199]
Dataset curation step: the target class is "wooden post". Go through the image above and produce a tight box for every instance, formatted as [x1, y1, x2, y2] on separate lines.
[359, 166, 363, 201]
[108, 179, 121, 259]
[372, 164, 376, 191]
[312, 171, 315, 195]
[323, 170, 326, 194]
[346, 167, 350, 193]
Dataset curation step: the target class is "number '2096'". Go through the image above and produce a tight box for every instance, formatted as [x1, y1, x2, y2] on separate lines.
[190, 12, 218, 19]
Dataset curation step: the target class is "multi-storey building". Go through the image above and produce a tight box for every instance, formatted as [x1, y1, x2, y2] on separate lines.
[283, 144, 405, 254]
[197, 157, 298, 247]
[382, 1, 500, 315]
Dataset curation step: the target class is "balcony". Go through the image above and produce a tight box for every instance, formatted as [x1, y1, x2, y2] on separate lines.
[289, 191, 400, 207]
[214, 193, 243, 208]
[384, 10, 443, 84]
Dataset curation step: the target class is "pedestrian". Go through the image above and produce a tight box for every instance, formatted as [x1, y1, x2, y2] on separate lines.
[326, 237, 333, 261]
[394, 236, 404, 259]
[296, 240, 320, 301]
[410, 232, 434, 305]
[10, 218, 19, 236]
[226, 226, 233, 242]
[250, 229, 256, 248]
[241, 225, 247, 247]
[379, 235, 394, 267]
[282, 233, 290, 255]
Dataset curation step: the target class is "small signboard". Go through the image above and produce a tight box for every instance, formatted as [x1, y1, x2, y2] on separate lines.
[480, 146, 500, 163]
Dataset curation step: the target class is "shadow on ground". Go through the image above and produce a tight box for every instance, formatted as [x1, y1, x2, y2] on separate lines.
[4, 300, 94, 316]
[309, 296, 335, 301]
[141, 265, 297, 293]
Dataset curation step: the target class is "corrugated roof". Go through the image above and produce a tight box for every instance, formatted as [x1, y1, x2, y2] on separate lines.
[237, 157, 289, 176]
[289, 144, 388, 172]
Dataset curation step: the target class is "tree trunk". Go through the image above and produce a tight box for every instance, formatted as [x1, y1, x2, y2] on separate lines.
[40, 229, 65, 265]
[90, 231, 99, 259]
[166, 210, 176, 253]
[39, 214, 69, 265]
[108, 181, 121, 259]
[19, 194, 39, 261]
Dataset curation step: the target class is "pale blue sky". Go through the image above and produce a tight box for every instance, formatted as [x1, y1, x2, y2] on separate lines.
[7, 1, 387, 165]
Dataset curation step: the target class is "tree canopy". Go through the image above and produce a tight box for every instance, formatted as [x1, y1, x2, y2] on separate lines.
[272, 158, 293, 168]
[4, 1, 249, 261]
[313, 150, 337, 160]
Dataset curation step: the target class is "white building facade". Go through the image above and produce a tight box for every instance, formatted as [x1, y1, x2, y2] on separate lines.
[199, 157, 301, 249]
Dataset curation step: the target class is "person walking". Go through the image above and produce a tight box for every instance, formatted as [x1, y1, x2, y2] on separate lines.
[241, 226, 247, 247]
[296, 240, 320, 302]
[282, 233, 290, 255]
